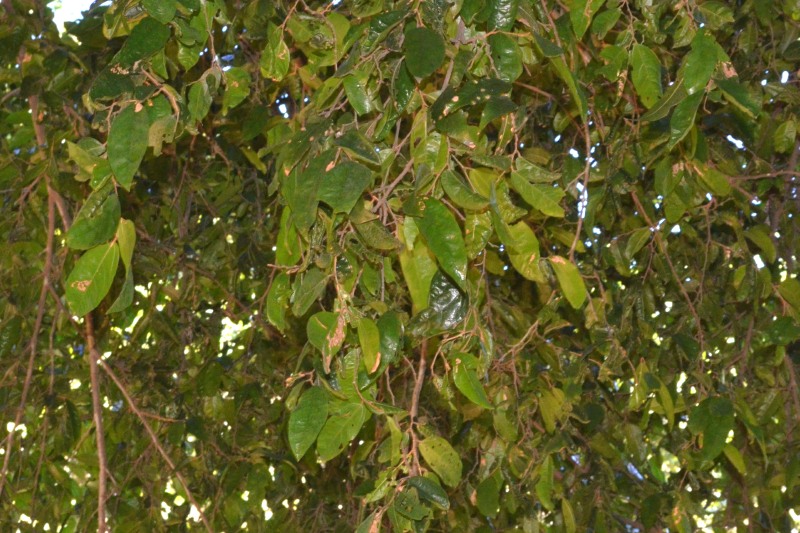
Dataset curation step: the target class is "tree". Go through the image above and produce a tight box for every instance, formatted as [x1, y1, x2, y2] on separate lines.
[1, 0, 799, 530]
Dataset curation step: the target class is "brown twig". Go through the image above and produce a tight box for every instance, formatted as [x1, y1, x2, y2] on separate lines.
[408, 339, 428, 476]
[85, 313, 109, 532]
[100, 362, 213, 532]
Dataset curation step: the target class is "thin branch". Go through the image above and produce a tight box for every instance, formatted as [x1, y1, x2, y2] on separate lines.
[99, 362, 213, 533]
[85, 313, 109, 532]
[408, 339, 428, 476]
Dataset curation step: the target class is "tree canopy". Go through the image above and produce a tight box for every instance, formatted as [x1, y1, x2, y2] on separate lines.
[1, 0, 799, 531]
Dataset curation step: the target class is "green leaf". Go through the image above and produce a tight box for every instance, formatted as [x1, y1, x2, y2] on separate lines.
[260, 25, 291, 81]
[505, 221, 543, 282]
[562, 499, 577, 533]
[399, 219, 438, 313]
[476, 474, 500, 518]
[316, 402, 369, 461]
[488, 33, 522, 82]
[640, 80, 688, 122]
[683, 31, 718, 95]
[358, 317, 381, 373]
[535, 456, 555, 511]
[65, 183, 120, 250]
[222, 67, 251, 114]
[408, 476, 450, 510]
[716, 78, 759, 118]
[479, 97, 517, 131]
[777, 278, 800, 313]
[723, 444, 746, 475]
[115, 17, 171, 67]
[487, 0, 519, 31]
[668, 91, 702, 150]
[465, 212, 493, 260]
[404, 27, 445, 78]
[142, 0, 177, 23]
[509, 174, 565, 217]
[625, 227, 651, 259]
[695, 164, 731, 196]
[334, 129, 381, 165]
[773, 119, 796, 154]
[188, 75, 214, 122]
[275, 208, 301, 266]
[549, 256, 587, 309]
[688, 397, 734, 461]
[65, 243, 120, 317]
[107, 218, 136, 314]
[267, 273, 292, 333]
[107, 104, 149, 190]
[416, 198, 468, 291]
[631, 44, 662, 109]
[343, 73, 372, 116]
[307, 311, 344, 357]
[317, 161, 372, 213]
[441, 170, 488, 211]
[452, 353, 492, 409]
[288, 387, 328, 461]
[291, 268, 328, 317]
[744, 225, 776, 264]
[568, 0, 605, 38]
[419, 436, 462, 487]
[377, 311, 403, 365]
[394, 488, 429, 520]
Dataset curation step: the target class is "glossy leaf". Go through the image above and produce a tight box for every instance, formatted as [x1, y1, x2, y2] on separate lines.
[408, 476, 449, 510]
[416, 198, 468, 291]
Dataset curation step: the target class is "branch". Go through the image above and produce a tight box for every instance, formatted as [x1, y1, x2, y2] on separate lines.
[85, 313, 108, 532]
[99, 362, 213, 532]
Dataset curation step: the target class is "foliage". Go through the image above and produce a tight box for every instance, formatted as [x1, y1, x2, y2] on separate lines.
[1, 0, 800, 531]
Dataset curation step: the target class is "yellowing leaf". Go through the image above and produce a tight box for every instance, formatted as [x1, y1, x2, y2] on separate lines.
[549, 256, 587, 309]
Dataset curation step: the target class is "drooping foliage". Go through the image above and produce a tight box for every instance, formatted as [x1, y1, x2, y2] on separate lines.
[1, 0, 799, 531]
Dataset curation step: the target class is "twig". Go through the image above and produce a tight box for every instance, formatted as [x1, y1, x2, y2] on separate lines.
[100, 361, 213, 532]
[85, 313, 109, 532]
[408, 339, 428, 476]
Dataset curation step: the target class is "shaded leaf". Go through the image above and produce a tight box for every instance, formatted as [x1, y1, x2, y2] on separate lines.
[107, 104, 150, 190]
[288, 387, 328, 460]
